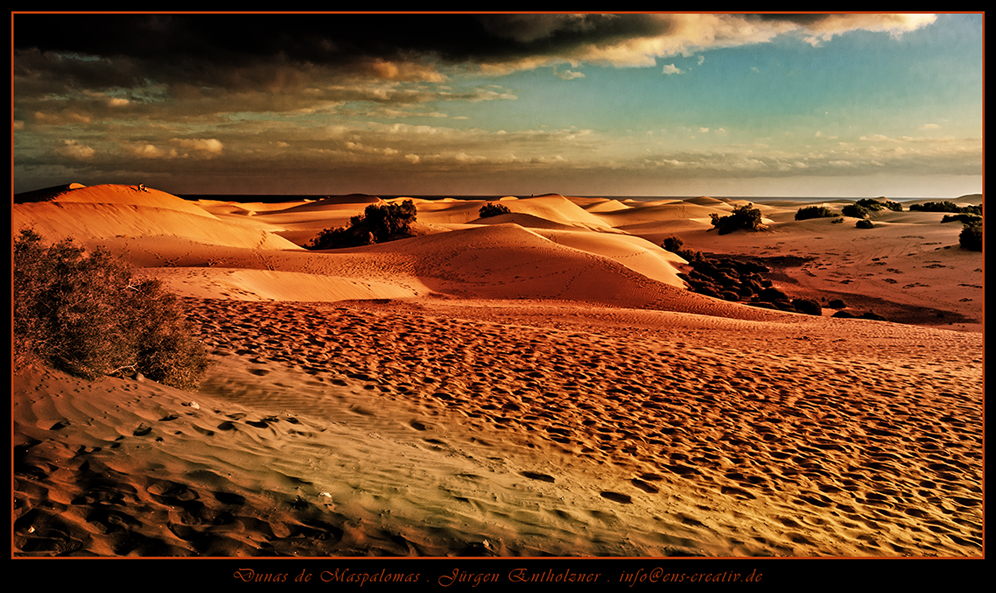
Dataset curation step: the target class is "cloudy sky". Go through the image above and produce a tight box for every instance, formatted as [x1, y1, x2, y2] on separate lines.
[12, 12, 984, 198]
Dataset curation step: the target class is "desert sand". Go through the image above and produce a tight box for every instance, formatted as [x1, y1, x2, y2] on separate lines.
[12, 184, 983, 560]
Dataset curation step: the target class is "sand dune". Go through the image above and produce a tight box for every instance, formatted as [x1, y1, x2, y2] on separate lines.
[11, 184, 297, 251]
[11, 184, 984, 559]
[493, 194, 617, 232]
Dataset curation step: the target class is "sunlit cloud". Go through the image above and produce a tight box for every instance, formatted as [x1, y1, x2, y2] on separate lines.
[798, 13, 937, 45]
[54, 139, 96, 160]
[173, 138, 224, 156]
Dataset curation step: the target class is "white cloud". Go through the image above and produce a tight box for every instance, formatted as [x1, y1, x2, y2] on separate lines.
[661, 63, 683, 75]
[54, 139, 95, 160]
[800, 13, 937, 46]
[126, 143, 176, 159]
[555, 68, 586, 80]
[169, 138, 224, 157]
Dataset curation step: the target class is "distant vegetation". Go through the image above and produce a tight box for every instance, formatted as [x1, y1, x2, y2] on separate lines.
[841, 198, 904, 220]
[841, 204, 871, 219]
[857, 197, 903, 212]
[941, 213, 982, 224]
[794, 205, 841, 221]
[709, 204, 763, 235]
[308, 200, 417, 249]
[13, 229, 210, 389]
[910, 201, 982, 215]
[665, 235, 895, 320]
[675, 253, 832, 316]
[479, 202, 512, 218]
[901, 201, 983, 251]
[855, 219, 875, 229]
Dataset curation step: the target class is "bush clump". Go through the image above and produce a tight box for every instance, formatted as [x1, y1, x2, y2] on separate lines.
[856, 197, 903, 212]
[795, 206, 841, 221]
[661, 235, 703, 262]
[940, 213, 982, 224]
[959, 219, 983, 251]
[909, 201, 982, 215]
[841, 204, 870, 219]
[709, 204, 763, 235]
[855, 219, 875, 229]
[791, 298, 823, 316]
[308, 199, 417, 249]
[13, 229, 211, 388]
[479, 202, 512, 218]
[662, 235, 684, 253]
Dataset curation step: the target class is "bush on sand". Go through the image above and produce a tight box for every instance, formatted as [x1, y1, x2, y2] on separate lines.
[309, 200, 418, 249]
[13, 228, 210, 389]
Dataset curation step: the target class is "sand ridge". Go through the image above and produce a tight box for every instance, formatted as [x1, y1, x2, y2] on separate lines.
[11, 183, 984, 558]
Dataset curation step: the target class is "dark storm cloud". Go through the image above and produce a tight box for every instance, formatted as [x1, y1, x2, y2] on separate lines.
[14, 13, 930, 89]
[12, 13, 673, 67]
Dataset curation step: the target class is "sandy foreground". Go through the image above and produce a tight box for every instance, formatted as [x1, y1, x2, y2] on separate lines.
[11, 184, 983, 561]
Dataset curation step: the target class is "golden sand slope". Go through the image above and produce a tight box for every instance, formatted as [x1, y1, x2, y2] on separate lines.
[12, 298, 983, 557]
[11, 184, 984, 558]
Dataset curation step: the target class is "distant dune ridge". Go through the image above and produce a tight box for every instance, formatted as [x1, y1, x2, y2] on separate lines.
[12, 183, 983, 558]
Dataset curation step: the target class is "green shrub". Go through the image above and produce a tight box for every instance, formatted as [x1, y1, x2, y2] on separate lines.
[662, 236, 702, 261]
[841, 204, 870, 219]
[662, 235, 684, 252]
[792, 298, 822, 316]
[795, 206, 841, 221]
[709, 204, 762, 235]
[855, 198, 886, 212]
[13, 229, 210, 388]
[308, 199, 417, 249]
[855, 197, 902, 212]
[855, 219, 875, 229]
[479, 202, 512, 218]
[941, 213, 982, 224]
[959, 219, 982, 251]
[909, 201, 982, 215]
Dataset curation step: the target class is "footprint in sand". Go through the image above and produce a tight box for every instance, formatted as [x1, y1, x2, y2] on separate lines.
[631, 478, 659, 494]
[600, 491, 633, 504]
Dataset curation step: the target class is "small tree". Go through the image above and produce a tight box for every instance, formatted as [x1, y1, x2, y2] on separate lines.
[479, 202, 512, 218]
[662, 235, 684, 252]
[308, 200, 418, 249]
[710, 204, 763, 235]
